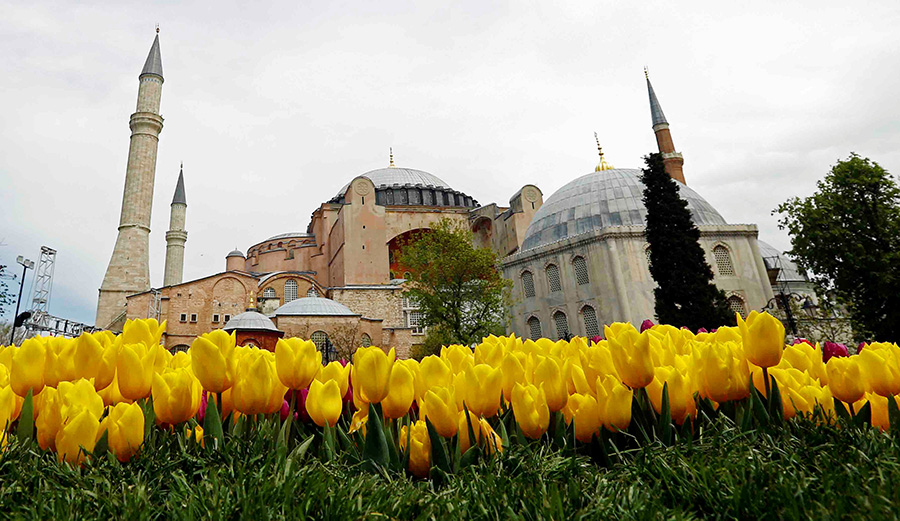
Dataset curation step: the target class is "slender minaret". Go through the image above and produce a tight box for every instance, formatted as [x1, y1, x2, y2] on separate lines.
[645, 68, 686, 184]
[164, 164, 187, 286]
[96, 31, 165, 329]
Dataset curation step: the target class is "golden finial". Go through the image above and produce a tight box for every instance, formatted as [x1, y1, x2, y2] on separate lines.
[594, 132, 614, 171]
[156, 24, 160, 34]
[389, 147, 395, 167]
[644, 66, 649, 79]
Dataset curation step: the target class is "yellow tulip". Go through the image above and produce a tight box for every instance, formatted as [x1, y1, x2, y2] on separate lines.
[826, 356, 865, 404]
[605, 325, 654, 389]
[695, 341, 750, 403]
[511, 383, 549, 439]
[73, 332, 117, 391]
[416, 356, 452, 401]
[116, 343, 157, 401]
[122, 318, 166, 348]
[474, 340, 506, 368]
[100, 402, 145, 462]
[581, 343, 619, 385]
[44, 337, 77, 388]
[349, 407, 368, 435]
[168, 351, 192, 370]
[316, 361, 352, 398]
[532, 356, 568, 413]
[458, 412, 503, 454]
[399, 420, 431, 478]
[736, 311, 785, 368]
[306, 379, 343, 427]
[646, 366, 697, 425]
[55, 408, 101, 466]
[500, 352, 526, 402]
[189, 330, 237, 393]
[857, 348, 900, 397]
[57, 378, 105, 423]
[566, 362, 593, 396]
[440, 344, 474, 374]
[0, 384, 21, 432]
[232, 348, 288, 416]
[460, 363, 503, 418]
[862, 392, 900, 431]
[186, 425, 205, 447]
[275, 338, 321, 390]
[382, 363, 415, 420]
[597, 375, 633, 431]
[35, 386, 62, 450]
[565, 393, 601, 442]
[420, 386, 458, 438]
[152, 368, 202, 425]
[98, 373, 132, 406]
[11, 337, 46, 396]
[352, 346, 395, 403]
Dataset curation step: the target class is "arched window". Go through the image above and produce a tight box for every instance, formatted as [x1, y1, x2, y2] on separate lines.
[645, 246, 652, 267]
[713, 245, 735, 276]
[307, 286, 318, 298]
[553, 311, 569, 340]
[262, 287, 276, 298]
[284, 279, 298, 302]
[527, 316, 542, 340]
[581, 305, 600, 337]
[171, 344, 190, 354]
[573, 256, 589, 285]
[311, 331, 328, 350]
[727, 295, 746, 317]
[521, 271, 535, 298]
[360, 333, 372, 347]
[546, 264, 561, 292]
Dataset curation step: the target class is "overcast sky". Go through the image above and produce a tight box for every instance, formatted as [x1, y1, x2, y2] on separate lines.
[1, 1, 898, 326]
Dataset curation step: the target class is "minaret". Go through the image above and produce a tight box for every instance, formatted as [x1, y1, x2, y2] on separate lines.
[645, 69, 686, 184]
[96, 31, 165, 330]
[163, 164, 187, 286]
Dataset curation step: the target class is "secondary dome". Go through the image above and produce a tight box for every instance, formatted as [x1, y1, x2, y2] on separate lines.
[222, 310, 280, 332]
[521, 168, 727, 251]
[758, 241, 808, 283]
[273, 296, 358, 317]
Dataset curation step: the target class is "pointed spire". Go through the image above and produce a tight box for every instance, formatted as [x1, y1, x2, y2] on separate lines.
[389, 147, 395, 167]
[645, 67, 667, 127]
[172, 163, 186, 205]
[141, 31, 164, 80]
[594, 132, 613, 172]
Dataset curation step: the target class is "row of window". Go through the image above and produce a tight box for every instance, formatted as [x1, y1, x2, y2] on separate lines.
[526, 304, 600, 341]
[179, 313, 232, 324]
[265, 280, 318, 303]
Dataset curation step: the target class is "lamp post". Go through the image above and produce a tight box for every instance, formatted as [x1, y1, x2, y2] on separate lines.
[764, 291, 814, 338]
[9, 255, 35, 345]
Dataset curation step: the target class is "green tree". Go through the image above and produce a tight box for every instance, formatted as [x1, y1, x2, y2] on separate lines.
[0, 264, 15, 317]
[399, 218, 511, 354]
[641, 153, 733, 330]
[776, 153, 900, 341]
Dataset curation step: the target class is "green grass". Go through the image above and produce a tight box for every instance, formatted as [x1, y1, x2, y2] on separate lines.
[1, 417, 899, 520]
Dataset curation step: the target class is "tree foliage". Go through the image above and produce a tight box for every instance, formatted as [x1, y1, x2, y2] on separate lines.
[776, 153, 900, 341]
[399, 218, 511, 352]
[641, 153, 733, 330]
[0, 264, 15, 317]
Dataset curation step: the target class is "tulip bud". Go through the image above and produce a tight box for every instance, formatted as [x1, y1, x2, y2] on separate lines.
[511, 383, 549, 439]
[461, 364, 503, 418]
[826, 356, 866, 404]
[382, 363, 415, 420]
[605, 325, 654, 389]
[152, 368, 203, 425]
[11, 337, 46, 397]
[116, 343, 158, 401]
[399, 420, 431, 478]
[306, 379, 343, 427]
[55, 408, 101, 466]
[275, 338, 321, 390]
[736, 311, 785, 368]
[100, 402, 145, 462]
[190, 330, 237, 393]
[351, 347, 395, 403]
[420, 386, 458, 438]
[232, 348, 288, 416]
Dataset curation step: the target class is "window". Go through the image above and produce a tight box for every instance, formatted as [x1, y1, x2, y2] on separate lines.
[263, 287, 276, 298]
[553, 311, 569, 340]
[522, 271, 535, 298]
[212, 314, 220, 323]
[546, 264, 561, 292]
[713, 245, 735, 276]
[402, 297, 425, 335]
[573, 256, 589, 285]
[527, 316, 542, 341]
[171, 344, 190, 354]
[307, 286, 318, 298]
[403, 271, 411, 280]
[311, 331, 328, 350]
[727, 295, 746, 317]
[179, 313, 187, 323]
[284, 279, 298, 302]
[581, 305, 600, 337]
[190, 313, 198, 323]
[360, 333, 372, 347]
[645, 246, 652, 266]
[224, 314, 231, 323]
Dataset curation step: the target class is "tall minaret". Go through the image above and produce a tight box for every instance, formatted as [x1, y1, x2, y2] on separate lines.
[96, 31, 165, 330]
[164, 164, 187, 286]
[645, 69, 686, 184]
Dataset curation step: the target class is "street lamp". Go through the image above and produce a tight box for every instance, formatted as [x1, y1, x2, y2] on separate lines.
[9, 256, 35, 345]
[763, 291, 814, 338]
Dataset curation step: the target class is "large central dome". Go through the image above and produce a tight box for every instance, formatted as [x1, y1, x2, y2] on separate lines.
[335, 167, 452, 198]
[520, 168, 727, 251]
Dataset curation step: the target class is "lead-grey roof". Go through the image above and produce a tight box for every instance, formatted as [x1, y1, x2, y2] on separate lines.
[226, 249, 244, 258]
[758, 241, 809, 283]
[335, 167, 452, 198]
[141, 34, 163, 79]
[647, 78, 667, 126]
[520, 168, 727, 251]
[273, 296, 358, 317]
[172, 167, 186, 205]
[265, 232, 315, 241]
[222, 311, 281, 332]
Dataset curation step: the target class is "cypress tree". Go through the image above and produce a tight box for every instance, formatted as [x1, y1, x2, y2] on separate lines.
[641, 153, 733, 330]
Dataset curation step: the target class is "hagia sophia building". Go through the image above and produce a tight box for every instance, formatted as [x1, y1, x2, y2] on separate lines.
[96, 33, 813, 358]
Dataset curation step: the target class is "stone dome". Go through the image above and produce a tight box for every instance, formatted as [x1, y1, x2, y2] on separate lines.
[335, 167, 452, 198]
[222, 310, 280, 332]
[758, 241, 808, 283]
[521, 168, 728, 251]
[273, 296, 358, 317]
[226, 249, 245, 258]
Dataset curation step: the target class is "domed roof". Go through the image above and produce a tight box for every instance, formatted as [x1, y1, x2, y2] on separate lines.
[335, 167, 452, 198]
[521, 168, 728, 251]
[222, 310, 280, 332]
[758, 241, 809, 283]
[226, 249, 245, 258]
[273, 296, 358, 317]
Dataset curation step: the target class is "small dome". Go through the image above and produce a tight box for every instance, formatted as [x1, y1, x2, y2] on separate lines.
[226, 249, 245, 258]
[335, 167, 453, 199]
[758, 241, 809, 283]
[273, 296, 358, 317]
[222, 311, 280, 332]
[521, 168, 728, 251]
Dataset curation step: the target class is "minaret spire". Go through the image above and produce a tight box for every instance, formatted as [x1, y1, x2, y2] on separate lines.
[645, 70, 685, 184]
[164, 163, 188, 287]
[594, 132, 613, 172]
[389, 147, 395, 167]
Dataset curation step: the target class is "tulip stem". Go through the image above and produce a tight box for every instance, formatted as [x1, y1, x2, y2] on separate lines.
[216, 392, 223, 420]
[762, 368, 771, 401]
[849, 402, 855, 417]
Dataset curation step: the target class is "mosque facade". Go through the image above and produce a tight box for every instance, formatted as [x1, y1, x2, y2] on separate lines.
[99, 34, 809, 357]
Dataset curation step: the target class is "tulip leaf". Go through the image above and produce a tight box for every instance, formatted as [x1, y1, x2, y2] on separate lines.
[93, 430, 109, 457]
[16, 389, 34, 443]
[460, 444, 482, 469]
[203, 396, 225, 450]
[323, 423, 336, 462]
[888, 395, 900, 436]
[362, 402, 389, 472]
[749, 382, 769, 427]
[401, 418, 411, 472]
[424, 417, 452, 475]
[142, 398, 156, 442]
[386, 418, 400, 471]
[551, 411, 566, 450]
[463, 407, 478, 454]
[277, 415, 291, 453]
[768, 378, 784, 425]
[834, 397, 851, 422]
[852, 401, 872, 428]
[659, 383, 673, 445]
[495, 415, 510, 450]
[337, 424, 359, 461]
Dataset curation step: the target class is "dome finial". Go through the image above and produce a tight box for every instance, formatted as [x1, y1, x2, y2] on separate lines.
[644, 65, 649, 79]
[389, 147, 395, 167]
[594, 132, 613, 172]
